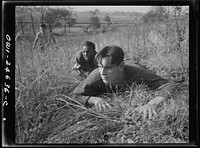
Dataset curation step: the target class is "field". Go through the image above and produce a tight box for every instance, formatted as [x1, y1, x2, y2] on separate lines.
[15, 11, 189, 144]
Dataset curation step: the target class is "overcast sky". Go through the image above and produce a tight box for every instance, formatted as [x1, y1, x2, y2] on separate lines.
[71, 6, 152, 13]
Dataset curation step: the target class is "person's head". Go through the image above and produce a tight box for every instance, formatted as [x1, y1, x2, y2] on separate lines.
[82, 41, 96, 62]
[95, 45, 125, 84]
[40, 23, 46, 33]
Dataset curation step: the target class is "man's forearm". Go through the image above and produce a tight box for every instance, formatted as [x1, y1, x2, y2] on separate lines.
[70, 94, 92, 107]
[33, 39, 38, 47]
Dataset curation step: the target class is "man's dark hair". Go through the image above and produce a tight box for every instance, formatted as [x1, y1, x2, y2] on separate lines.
[40, 23, 46, 29]
[95, 45, 124, 65]
[83, 41, 96, 53]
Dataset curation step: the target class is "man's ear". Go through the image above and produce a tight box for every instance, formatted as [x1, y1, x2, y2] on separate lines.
[119, 61, 125, 70]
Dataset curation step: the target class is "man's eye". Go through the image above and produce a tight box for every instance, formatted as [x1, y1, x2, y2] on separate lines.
[106, 67, 111, 70]
[98, 66, 111, 70]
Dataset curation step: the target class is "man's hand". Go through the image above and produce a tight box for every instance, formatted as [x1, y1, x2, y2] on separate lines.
[87, 97, 112, 112]
[78, 70, 88, 78]
[131, 96, 165, 121]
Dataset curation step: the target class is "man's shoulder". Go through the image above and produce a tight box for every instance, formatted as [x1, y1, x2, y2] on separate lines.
[124, 64, 144, 72]
[72, 68, 102, 95]
[124, 64, 169, 88]
[84, 68, 101, 84]
[36, 31, 42, 37]
[124, 64, 152, 80]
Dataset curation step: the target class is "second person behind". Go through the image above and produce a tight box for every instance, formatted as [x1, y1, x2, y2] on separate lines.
[72, 41, 98, 79]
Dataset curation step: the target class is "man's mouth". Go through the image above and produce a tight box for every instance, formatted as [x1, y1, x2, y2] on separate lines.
[102, 76, 108, 80]
[84, 56, 89, 60]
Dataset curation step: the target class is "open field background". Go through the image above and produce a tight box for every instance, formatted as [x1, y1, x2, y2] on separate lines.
[15, 6, 189, 144]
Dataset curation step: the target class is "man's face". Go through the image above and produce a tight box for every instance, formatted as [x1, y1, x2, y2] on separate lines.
[98, 56, 123, 84]
[82, 46, 94, 61]
[40, 27, 46, 33]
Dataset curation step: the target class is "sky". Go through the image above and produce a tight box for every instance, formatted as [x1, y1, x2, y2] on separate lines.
[70, 6, 152, 13]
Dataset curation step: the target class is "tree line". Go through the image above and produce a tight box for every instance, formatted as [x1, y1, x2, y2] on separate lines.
[16, 6, 188, 38]
[15, 6, 112, 35]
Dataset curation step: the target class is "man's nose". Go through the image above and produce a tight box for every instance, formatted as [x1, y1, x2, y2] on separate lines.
[85, 52, 90, 56]
[101, 67, 107, 75]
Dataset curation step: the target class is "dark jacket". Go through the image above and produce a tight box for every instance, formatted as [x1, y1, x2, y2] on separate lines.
[72, 64, 174, 104]
[73, 51, 98, 75]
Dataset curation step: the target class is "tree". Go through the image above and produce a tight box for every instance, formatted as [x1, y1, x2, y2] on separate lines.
[66, 17, 76, 33]
[58, 8, 70, 34]
[52, 7, 77, 34]
[16, 6, 27, 34]
[43, 7, 63, 32]
[142, 6, 168, 23]
[89, 9, 101, 32]
[104, 14, 112, 30]
[35, 6, 47, 24]
[64, 7, 77, 33]
[154, 6, 169, 22]
[52, 21, 62, 29]
[89, 8, 100, 17]
[142, 10, 156, 23]
[27, 6, 36, 35]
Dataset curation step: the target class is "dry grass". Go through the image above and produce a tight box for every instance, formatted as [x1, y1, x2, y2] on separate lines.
[15, 19, 189, 144]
